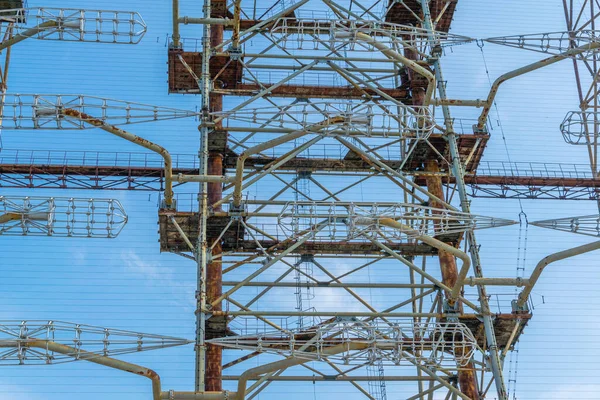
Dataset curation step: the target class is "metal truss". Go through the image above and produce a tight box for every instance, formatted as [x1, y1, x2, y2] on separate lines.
[209, 317, 479, 369]
[484, 30, 600, 59]
[530, 214, 600, 237]
[0, 320, 191, 365]
[269, 17, 473, 51]
[0, 94, 198, 129]
[215, 101, 435, 139]
[1, 0, 581, 399]
[560, 110, 600, 145]
[4, 149, 600, 200]
[563, 1, 600, 177]
[0, 7, 146, 46]
[0, 195, 127, 238]
[275, 201, 516, 239]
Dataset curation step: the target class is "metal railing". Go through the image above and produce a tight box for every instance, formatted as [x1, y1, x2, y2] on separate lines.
[0, 149, 199, 170]
[474, 161, 594, 179]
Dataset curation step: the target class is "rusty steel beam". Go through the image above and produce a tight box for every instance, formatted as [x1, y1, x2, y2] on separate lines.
[174, 82, 409, 99]
[3, 162, 600, 200]
[214, 84, 410, 99]
[425, 159, 480, 400]
[205, 22, 224, 393]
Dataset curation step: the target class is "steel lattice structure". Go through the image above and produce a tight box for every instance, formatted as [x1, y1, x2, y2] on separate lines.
[1, 1, 600, 400]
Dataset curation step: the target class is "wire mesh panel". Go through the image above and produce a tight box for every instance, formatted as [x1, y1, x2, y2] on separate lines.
[560, 111, 600, 145]
[276, 201, 516, 240]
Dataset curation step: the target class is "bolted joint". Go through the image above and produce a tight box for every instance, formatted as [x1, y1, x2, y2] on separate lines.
[299, 253, 315, 263]
[512, 298, 530, 314]
[443, 299, 460, 321]
[448, 374, 459, 386]
[228, 46, 243, 60]
[472, 123, 488, 135]
[261, 256, 273, 266]
[229, 201, 246, 214]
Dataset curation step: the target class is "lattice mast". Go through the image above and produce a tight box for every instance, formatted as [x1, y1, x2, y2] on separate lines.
[7, 0, 600, 399]
[166, 1, 516, 399]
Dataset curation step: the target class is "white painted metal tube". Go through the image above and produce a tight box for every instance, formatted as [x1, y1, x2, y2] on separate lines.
[375, 218, 470, 303]
[178, 17, 235, 25]
[477, 41, 600, 130]
[516, 240, 600, 309]
[0, 340, 162, 400]
[0, 21, 58, 51]
[63, 109, 176, 208]
[177, 174, 234, 183]
[466, 277, 529, 287]
[63, 109, 231, 208]
[235, 343, 366, 400]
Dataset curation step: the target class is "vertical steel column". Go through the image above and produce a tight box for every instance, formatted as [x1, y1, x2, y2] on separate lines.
[419, 1, 508, 398]
[205, 18, 225, 393]
[0, 18, 15, 149]
[196, 0, 212, 392]
[172, 0, 180, 48]
[424, 160, 479, 399]
[401, 5, 480, 396]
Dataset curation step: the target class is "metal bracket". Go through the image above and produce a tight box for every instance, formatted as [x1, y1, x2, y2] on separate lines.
[443, 300, 460, 321]
[511, 298, 529, 314]
[228, 46, 243, 60]
[334, 315, 359, 323]
[297, 170, 312, 180]
[229, 201, 246, 215]
[299, 253, 315, 263]
[472, 123, 488, 135]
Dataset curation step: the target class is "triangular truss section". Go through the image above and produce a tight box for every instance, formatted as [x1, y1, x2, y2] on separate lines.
[0, 320, 191, 365]
[484, 30, 600, 59]
[531, 214, 600, 237]
[215, 101, 435, 139]
[269, 18, 473, 51]
[209, 318, 478, 369]
[0, 94, 198, 129]
[276, 201, 517, 240]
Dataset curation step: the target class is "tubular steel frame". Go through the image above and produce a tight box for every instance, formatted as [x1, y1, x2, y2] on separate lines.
[3, 1, 600, 400]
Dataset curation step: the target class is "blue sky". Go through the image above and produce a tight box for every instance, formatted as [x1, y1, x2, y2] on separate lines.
[2, 0, 600, 399]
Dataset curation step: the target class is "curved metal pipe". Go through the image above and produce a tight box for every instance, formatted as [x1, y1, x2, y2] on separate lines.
[335, 31, 436, 106]
[235, 343, 365, 400]
[476, 41, 600, 131]
[374, 218, 470, 303]
[63, 109, 175, 208]
[62, 109, 232, 208]
[516, 240, 600, 309]
[0, 340, 161, 400]
[0, 21, 58, 51]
